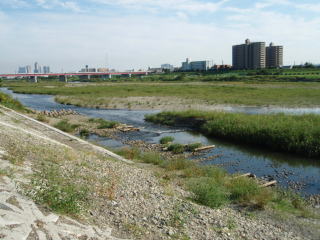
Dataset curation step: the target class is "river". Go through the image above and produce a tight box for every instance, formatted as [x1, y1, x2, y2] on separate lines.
[1, 87, 319, 196]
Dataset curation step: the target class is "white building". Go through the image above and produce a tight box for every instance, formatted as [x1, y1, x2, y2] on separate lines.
[181, 58, 212, 71]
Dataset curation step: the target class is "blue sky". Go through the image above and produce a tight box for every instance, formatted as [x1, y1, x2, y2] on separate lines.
[0, 0, 319, 72]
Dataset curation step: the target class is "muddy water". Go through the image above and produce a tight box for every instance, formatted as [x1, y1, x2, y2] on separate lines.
[1, 87, 319, 196]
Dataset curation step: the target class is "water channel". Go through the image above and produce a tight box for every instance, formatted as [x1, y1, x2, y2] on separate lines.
[1, 87, 319, 196]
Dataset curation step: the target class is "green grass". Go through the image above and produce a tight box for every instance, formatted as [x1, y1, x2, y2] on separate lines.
[159, 136, 175, 144]
[0, 92, 26, 111]
[88, 118, 118, 129]
[167, 143, 185, 154]
[3, 80, 320, 107]
[54, 120, 79, 132]
[146, 110, 320, 158]
[79, 129, 90, 138]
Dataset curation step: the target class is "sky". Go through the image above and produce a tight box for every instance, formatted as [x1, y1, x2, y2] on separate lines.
[0, 0, 319, 73]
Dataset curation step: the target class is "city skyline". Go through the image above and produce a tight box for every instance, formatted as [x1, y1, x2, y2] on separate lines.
[1, 0, 320, 73]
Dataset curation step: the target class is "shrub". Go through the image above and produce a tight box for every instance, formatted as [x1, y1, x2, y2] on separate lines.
[159, 136, 175, 144]
[54, 120, 79, 132]
[36, 114, 48, 123]
[167, 143, 185, 154]
[79, 129, 90, 138]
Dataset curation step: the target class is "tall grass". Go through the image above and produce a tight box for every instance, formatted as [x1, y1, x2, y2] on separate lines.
[146, 110, 320, 158]
[0, 92, 25, 111]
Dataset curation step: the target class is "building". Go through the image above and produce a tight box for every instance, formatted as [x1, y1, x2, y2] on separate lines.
[43, 66, 50, 74]
[181, 58, 212, 71]
[26, 65, 32, 73]
[34, 62, 40, 73]
[266, 43, 283, 68]
[161, 64, 174, 72]
[232, 39, 266, 69]
[97, 68, 109, 72]
[18, 66, 26, 74]
[181, 58, 191, 71]
[80, 65, 96, 72]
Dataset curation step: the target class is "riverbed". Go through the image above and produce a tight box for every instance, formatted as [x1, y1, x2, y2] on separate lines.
[1, 87, 319, 196]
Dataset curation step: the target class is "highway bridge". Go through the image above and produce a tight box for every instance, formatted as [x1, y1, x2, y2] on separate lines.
[0, 71, 149, 82]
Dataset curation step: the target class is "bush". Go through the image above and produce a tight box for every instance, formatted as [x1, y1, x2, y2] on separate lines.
[79, 129, 90, 138]
[54, 120, 79, 132]
[167, 143, 185, 154]
[159, 136, 174, 144]
[162, 157, 194, 171]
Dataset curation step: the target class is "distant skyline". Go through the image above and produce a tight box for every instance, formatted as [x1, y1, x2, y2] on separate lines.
[0, 0, 320, 73]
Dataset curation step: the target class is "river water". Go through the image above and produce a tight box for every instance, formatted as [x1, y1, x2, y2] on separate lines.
[1, 87, 319, 196]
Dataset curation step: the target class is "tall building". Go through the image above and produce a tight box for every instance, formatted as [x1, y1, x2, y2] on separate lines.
[34, 62, 39, 73]
[43, 66, 50, 74]
[232, 39, 266, 69]
[26, 65, 32, 73]
[266, 43, 283, 68]
[18, 66, 26, 74]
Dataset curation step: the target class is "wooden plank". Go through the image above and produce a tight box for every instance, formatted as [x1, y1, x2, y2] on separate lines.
[260, 180, 277, 188]
[194, 145, 215, 152]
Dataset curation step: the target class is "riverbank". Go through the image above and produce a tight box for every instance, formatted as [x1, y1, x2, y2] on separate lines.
[3, 81, 320, 110]
[1, 95, 320, 239]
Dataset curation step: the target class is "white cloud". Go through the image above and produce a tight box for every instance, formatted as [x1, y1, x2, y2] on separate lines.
[92, 0, 228, 13]
[35, 0, 83, 12]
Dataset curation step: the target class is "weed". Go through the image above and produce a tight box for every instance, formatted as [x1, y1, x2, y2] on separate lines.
[30, 162, 88, 215]
[185, 143, 202, 152]
[36, 114, 48, 123]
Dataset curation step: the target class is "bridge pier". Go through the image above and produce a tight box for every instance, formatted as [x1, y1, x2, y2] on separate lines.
[31, 76, 38, 83]
[59, 75, 68, 82]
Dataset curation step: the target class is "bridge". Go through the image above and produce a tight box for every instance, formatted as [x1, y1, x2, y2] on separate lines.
[0, 71, 149, 82]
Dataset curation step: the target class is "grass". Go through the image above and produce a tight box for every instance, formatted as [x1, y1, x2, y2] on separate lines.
[159, 136, 174, 144]
[3, 80, 320, 108]
[88, 118, 118, 129]
[54, 119, 79, 132]
[167, 143, 185, 154]
[0, 91, 26, 111]
[36, 113, 49, 122]
[146, 110, 320, 158]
